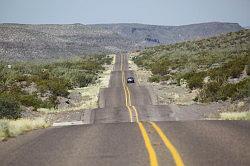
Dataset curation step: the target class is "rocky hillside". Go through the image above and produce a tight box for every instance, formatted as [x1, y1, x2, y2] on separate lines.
[0, 22, 243, 61]
[133, 29, 250, 103]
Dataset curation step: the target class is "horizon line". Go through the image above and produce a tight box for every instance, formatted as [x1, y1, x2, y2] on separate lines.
[0, 21, 244, 27]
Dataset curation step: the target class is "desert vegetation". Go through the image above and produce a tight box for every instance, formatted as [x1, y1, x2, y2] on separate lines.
[0, 22, 243, 61]
[133, 29, 250, 103]
[0, 118, 48, 141]
[0, 54, 112, 119]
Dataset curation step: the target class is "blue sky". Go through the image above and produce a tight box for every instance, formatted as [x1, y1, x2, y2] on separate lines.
[0, 0, 249, 26]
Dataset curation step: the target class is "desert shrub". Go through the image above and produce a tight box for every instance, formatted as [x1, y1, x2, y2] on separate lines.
[133, 30, 250, 103]
[230, 78, 250, 100]
[246, 65, 250, 76]
[0, 55, 111, 110]
[101, 56, 113, 65]
[161, 75, 171, 81]
[150, 59, 170, 76]
[198, 81, 222, 102]
[15, 74, 29, 82]
[71, 72, 97, 87]
[45, 78, 70, 97]
[199, 78, 250, 102]
[183, 71, 206, 89]
[148, 75, 161, 83]
[38, 71, 51, 80]
[133, 55, 150, 67]
[0, 96, 21, 119]
[17, 94, 53, 110]
[226, 58, 246, 78]
[209, 56, 249, 80]
[134, 58, 144, 66]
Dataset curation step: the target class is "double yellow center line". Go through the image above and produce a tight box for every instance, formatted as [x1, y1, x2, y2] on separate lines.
[120, 55, 184, 166]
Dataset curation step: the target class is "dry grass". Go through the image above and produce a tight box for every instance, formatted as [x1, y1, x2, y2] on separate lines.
[0, 118, 49, 141]
[220, 112, 250, 120]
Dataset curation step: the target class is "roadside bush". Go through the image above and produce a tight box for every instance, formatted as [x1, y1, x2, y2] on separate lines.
[183, 71, 206, 89]
[0, 96, 21, 119]
[199, 78, 250, 102]
[161, 75, 171, 81]
[148, 75, 160, 83]
[74, 73, 97, 87]
[231, 78, 250, 100]
[0, 55, 111, 111]
[246, 65, 250, 76]
[47, 78, 70, 97]
[209, 56, 249, 80]
[17, 94, 53, 110]
[198, 81, 222, 102]
[151, 59, 170, 76]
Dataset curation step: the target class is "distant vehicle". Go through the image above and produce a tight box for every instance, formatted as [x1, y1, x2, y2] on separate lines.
[127, 77, 135, 83]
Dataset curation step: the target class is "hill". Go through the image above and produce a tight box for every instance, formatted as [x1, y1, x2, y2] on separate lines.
[133, 29, 250, 102]
[0, 22, 243, 61]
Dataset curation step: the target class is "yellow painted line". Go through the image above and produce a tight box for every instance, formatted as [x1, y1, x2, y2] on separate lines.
[150, 122, 185, 166]
[125, 85, 132, 106]
[126, 106, 134, 122]
[121, 54, 139, 123]
[122, 55, 159, 166]
[121, 55, 133, 122]
[123, 77, 133, 122]
[138, 122, 159, 166]
[132, 106, 139, 123]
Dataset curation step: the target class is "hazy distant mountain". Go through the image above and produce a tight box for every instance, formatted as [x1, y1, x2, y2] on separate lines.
[245, 26, 250, 29]
[0, 22, 243, 61]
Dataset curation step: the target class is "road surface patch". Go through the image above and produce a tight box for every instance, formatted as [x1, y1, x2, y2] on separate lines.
[138, 122, 159, 166]
[150, 122, 185, 166]
[52, 121, 84, 127]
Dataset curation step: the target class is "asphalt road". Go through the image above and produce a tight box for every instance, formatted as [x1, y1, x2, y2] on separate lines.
[0, 54, 250, 166]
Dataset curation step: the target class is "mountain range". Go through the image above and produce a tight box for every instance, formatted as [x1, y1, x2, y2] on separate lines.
[0, 22, 244, 61]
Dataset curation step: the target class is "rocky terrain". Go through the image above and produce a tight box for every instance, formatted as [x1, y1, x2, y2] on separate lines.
[0, 22, 243, 61]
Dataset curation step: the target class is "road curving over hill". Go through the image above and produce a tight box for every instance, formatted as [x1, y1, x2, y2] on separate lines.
[0, 54, 250, 166]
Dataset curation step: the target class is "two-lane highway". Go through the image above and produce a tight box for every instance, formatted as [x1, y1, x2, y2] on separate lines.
[119, 54, 184, 166]
[0, 54, 250, 166]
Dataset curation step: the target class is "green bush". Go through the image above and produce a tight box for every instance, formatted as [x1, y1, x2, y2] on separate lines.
[183, 72, 206, 89]
[161, 75, 171, 81]
[133, 29, 250, 103]
[148, 75, 160, 83]
[0, 55, 110, 111]
[47, 79, 70, 97]
[231, 78, 250, 100]
[199, 78, 250, 102]
[150, 59, 170, 76]
[198, 81, 222, 102]
[74, 73, 97, 87]
[246, 65, 250, 76]
[0, 96, 21, 119]
[17, 94, 53, 110]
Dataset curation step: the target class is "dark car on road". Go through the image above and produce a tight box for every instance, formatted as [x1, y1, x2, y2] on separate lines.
[127, 77, 135, 83]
